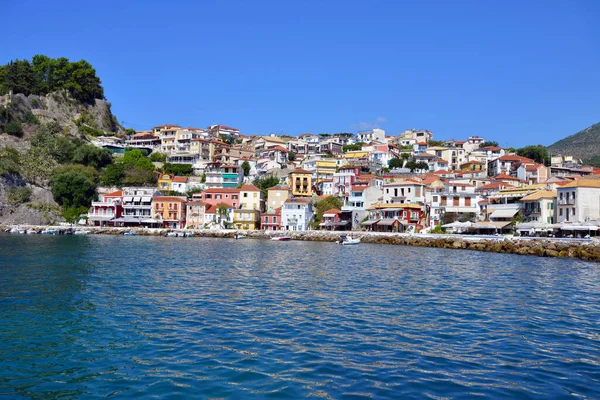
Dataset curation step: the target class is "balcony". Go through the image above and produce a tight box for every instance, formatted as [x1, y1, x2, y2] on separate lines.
[557, 199, 575, 205]
[92, 201, 118, 207]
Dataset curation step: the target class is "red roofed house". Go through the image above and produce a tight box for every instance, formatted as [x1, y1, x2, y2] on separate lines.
[487, 155, 534, 177]
[88, 190, 123, 226]
[516, 162, 548, 184]
[153, 196, 187, 229]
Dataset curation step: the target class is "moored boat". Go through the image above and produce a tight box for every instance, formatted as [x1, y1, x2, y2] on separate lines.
[337, 235, 360, 245]
[271, 236, 291, 241]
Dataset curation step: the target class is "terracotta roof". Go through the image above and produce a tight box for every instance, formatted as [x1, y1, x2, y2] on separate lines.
[494, 173, 521, 181]
[495, 155, 534, 163]
[153, 196, 187, 202]
[561, 179, 600, 189]
[521, 190, 557, 201]
[240, 184, 261, 191]
[104, 190, 123, 197]
[290, 168, 312, 174]
[172, 176, 188, 183]
[323, 208, 342, 215]
[203, 188, 241, 193]
[204, 202, 231, 213]
[266, 145, 289, 152]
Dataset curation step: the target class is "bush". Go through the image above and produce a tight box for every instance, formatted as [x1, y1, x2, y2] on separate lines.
[431, 225, 445, 234]
[22, 111, 39, 125]
[62, 205, 89, 224]
[5, 186, 32, 205]
[4, 121, 23, 137]
[149, 152, 167, 162]
[50, 171, 96, 208]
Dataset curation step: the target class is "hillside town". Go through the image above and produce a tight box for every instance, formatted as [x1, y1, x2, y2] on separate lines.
[88, 124, 600, 237]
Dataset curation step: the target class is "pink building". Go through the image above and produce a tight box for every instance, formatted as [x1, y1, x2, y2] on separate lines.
[87, 190, 123, 226]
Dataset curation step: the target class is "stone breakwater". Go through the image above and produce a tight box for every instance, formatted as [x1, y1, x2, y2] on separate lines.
[3, 224, 600, 262]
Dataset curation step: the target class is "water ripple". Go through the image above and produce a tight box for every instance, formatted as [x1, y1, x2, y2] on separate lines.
[1, 235, 599, 399]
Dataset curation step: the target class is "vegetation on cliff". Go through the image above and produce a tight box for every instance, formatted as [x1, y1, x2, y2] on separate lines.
[547, 122, 600, 166]
[0, 55, 103, 103]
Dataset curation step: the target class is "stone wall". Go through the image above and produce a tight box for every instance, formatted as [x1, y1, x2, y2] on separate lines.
[3, 225, 600, 262]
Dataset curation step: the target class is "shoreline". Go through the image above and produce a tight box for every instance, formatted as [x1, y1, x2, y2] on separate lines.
[3, 224, 600, 262]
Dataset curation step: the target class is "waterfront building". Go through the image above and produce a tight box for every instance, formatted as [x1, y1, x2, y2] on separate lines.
[320, 208, 350, 231]
[204, 203, 234, 227]
[239, 184, 263, 211]
[556, 179, 600, 224]
[520, 190, 557, 224]
[185, 199, 207, 229]
[233, 209, 261, 230]
[362, 203, 424, 232]
[153, 196, 187, 229]
[382, 180, 425, 204]
[87, 190, 123, 226]
[281, 198, 314, 231]
[119, 187, 157, 226]
[261, 207, 282, 231]
[171, 176, 189, 193]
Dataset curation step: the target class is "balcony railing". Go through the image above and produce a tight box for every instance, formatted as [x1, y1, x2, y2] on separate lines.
[557, 199, 575, 205]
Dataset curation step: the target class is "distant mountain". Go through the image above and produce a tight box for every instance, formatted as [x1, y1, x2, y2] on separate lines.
[547, 122, 600, 165]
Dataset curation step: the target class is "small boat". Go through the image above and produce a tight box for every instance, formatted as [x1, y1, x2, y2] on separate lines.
[73, 230, 90, 235]
[123, 231, 137, 236]
[271, 236, 291, 241]
[41, 228, 59, 235]
[26, 229, 39, 235]
[337, 235, 360, 245]
[234, 233, 246, 239]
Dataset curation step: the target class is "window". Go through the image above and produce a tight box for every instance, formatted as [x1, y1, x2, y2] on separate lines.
[254, 193, 258, 198]
[273, 217, 277, 223]
[465, 197, 471, 206]
[243, 193, 248, 198]
[559, 208, 563, 216]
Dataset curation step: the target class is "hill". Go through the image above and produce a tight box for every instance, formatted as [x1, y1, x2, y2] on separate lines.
[0, 55, 124, 226]
[547, 122, 600, 165]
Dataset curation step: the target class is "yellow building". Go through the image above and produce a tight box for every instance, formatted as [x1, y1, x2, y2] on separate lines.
[158, 174, 173, 192]
[290, 168, 313, 197]
[153, 196, 187, 229]
[315, 159, 337, 182]
[459, 160, 486, 172]
[233, 209, 261, 230]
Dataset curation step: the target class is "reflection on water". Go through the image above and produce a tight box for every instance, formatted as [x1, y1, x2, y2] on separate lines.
[1, 234, 599, 399]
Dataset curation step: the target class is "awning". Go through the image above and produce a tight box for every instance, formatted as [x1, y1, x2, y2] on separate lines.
[561, 225, 599, 231]
[133, 197, 141, 202]
[114, 216, 142, 223]
[378, 218, 398, 226]
[442, 221, 472, 228]
[141, 196, 152, 202]
[472, 221, 511, 229]
[489, 209, 519, 219]
[123, 196, 133, 202]
[141, 218, 159, 224]
[332, 221, 350, 226]
[361, 219, 380, 226]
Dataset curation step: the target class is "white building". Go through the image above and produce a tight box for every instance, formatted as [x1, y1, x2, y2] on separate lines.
[520, 190, 556, 224]
[281, 198, 314, 231]
[382, 180, 425, 204]
[357, 128, 386, 143]
[557, 179, 600, 223]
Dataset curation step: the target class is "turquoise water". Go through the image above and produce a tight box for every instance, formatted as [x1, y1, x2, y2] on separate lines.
[1, 235, 599, 399]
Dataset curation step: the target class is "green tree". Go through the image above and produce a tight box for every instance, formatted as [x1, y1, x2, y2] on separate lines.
[253, 175, 280, 196]
[5, 186, 32, 205]
[389, 157, 403, 169]
[62, 205, 89, 224]
[50, 171, 96, 208]
[54, 164, 100, 184]
[0, 146, 22, 177]
[428, 140, 445, 147]
[516, 145, 550, 165]
[415, 161, 430, 171]
[311, 196, 343, 229]
[163, 163, 192, 176]
[288, 151, 296, 161]
[342, 143, 364, 152]
[241, 161, 251, 177]
[71, 145, 113, 169]
[149, 152, 167, 162]
[480, 141, 499, 148]
[217, 204, 229, 225]
[101, 163, 125, 186]
[405, 161, 418, 172]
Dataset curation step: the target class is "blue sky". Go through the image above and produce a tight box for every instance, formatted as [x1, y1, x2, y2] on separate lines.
[3, 0, 600, 147]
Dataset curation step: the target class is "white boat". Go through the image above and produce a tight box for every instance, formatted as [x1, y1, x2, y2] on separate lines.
[41, 228, 59, 235]
[73, 230, 90, 235]
[271, 236, 291, 241]
[123, 231, 137, 236]
[337, 235, 360, 245]
[26, 229, 38, 235]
